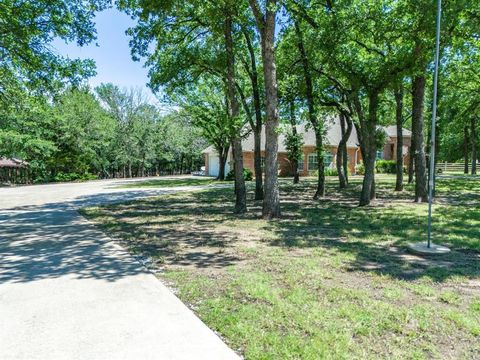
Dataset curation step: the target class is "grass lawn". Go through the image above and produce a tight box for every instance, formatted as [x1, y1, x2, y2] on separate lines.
[81, 175, 480, 359]
[115, 176, 216, 188]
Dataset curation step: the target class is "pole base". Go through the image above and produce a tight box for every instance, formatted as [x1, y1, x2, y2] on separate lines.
[407, 242, 451, 255]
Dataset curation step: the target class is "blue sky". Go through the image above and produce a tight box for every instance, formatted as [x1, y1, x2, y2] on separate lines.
[53, 8, 156, 100]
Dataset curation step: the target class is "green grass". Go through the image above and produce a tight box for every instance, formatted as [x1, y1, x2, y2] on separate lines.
[82, 175, 480, 359]
[115, 176, 216, 188]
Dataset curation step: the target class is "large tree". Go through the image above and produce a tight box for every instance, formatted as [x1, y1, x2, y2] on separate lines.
[248, 0, 281, 218]
[0, 0, 107, 100]
[120, 0, 250, 212]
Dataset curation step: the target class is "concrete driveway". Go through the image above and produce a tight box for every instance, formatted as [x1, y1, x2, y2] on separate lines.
[0, 177, 239, 360]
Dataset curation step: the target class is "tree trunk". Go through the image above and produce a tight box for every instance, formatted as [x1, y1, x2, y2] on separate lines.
[411, 75, 428, 202]
[232, 138, 247, 212]
[294, 19, 324, 198]
[472, 117, 477, 175]
[253, 125, 263, 200]
[243, 28, 264, 201]
[292, 126, 300, 185]
[464, 126, 469, 174]
[337, 112, 352, 189]
[314, 129, 325, 199]
[394, 84, 404, 191]
[218, 147, 228, 181]
[249, 0, 280, 219]
[288, 100, 300, 184]
[408, 144, 414, 183]
[224, 14, 247, 213]
[358, 92, 379, 206]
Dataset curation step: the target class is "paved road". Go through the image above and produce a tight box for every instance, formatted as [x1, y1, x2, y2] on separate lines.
[0, 177, 239, 360]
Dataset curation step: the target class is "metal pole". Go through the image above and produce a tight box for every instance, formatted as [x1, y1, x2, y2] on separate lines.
[427, 0, 442, 248]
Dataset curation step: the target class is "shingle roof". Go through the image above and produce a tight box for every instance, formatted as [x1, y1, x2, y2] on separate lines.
[239, 116, 360, 153]
[203, 116, 410, 154]
[383, 125, 412, 137]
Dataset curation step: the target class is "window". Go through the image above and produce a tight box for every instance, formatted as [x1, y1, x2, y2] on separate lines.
[376, 150, 384, 160]
[308, 153, 318, 171]
[297, 155, 304, 171]
[308, 152, 335, 170]
[324, 152, 334, 168]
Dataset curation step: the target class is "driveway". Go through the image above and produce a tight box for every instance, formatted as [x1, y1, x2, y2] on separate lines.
[0, 177, 239, 360]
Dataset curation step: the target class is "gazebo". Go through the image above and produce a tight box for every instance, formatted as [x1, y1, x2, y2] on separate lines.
[0, 158, 30, 185]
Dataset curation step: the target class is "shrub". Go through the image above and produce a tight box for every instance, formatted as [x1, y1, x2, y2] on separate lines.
[311, 167, 350, 177]
[324, 167, 338, 176]
[375, 160, 396, 174]
[225, 168, 253, 181]
[52, 172, 97, 182]
[355, 163, 365, 175]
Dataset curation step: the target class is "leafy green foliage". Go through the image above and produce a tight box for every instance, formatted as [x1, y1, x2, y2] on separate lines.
[284, 129, 304, 166]
[375, 160, 397, 174]
[0, 85, 207, 183]
[355, 162, 365, 175]
[52, 172, 98, 183]
[0, 0, 108, 100]
[226, 168, 253, 181]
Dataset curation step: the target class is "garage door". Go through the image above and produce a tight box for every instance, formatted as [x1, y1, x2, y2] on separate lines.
[208, 155, 219, 177]
[208, 154, 230, 177]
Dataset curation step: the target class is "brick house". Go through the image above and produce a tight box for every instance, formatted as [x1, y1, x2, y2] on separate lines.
[203, 117, 411, 177]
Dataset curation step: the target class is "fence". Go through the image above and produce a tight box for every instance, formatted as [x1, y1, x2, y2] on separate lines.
[435, 162, 470, 174]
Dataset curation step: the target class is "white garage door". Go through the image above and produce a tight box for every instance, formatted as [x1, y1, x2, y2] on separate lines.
[208, 154, 230, 177]
[208, 155, 220, 177]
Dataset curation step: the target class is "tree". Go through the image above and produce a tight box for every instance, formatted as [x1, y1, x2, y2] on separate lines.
[51, 87, 115, 177]
[336, 112, 353, 188]
[239, 25, 264, 200]
[0, 0, 107, 100]
[292, 18, 325, 199]
[176, 79, 234, 181]
[284, 101, 303, 184]
[224, 7, 247, 213]
[248, 0, 281, 218]
[120, 0, 251, 213]
[394, 83, 405, 191]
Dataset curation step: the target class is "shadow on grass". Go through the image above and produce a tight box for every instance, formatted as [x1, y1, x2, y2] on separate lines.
[84, 176, 480, 283]
[114, 177, 216, 189]
[268, 178, 480, 283]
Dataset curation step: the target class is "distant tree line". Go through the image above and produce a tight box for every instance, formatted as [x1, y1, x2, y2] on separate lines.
[0, 85, 206, 183]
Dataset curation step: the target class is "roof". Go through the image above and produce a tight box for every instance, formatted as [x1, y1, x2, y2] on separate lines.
[0, 158, 29, 168]
[233, 116, 360, 153]
[203, 116, 410, 154]
[383, 125, 412, 137]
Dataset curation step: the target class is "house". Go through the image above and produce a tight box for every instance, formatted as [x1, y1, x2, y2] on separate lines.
[202, 117, 411, 177]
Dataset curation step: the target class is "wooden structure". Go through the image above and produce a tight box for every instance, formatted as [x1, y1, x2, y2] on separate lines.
[0, 158, 30, 184]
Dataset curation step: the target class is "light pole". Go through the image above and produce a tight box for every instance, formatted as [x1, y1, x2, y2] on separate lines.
[408, 0, 450, 255]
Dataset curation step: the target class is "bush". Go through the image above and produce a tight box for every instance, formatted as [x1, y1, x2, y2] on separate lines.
[225, 168, 253, 181]
[52, 172, 97, 182]
[311, 167, 350, 177]
[355, 163, 365, 175]
[324, 167, 338, 176]
[375, 160, 396, 174]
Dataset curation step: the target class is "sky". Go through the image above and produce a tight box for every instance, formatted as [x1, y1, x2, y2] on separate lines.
[53, 8, 157, 101]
